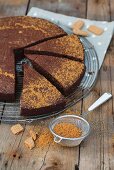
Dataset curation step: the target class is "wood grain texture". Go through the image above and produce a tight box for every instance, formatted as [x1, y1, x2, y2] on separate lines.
[0, 0, 114, 170]
[87, 0, 111, 21]
[29, 0, 87, 18]
[0, 0, 28, 16]
[110, 0, 114, 20]
[79, 0, 114, 169]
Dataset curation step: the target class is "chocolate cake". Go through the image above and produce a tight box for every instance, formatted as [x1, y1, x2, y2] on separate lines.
[0, 16, 85, 116]
[0, 43, 15, 101]
[25, 55, 85, 96]
[0, 16, 67, 54]
[21, 65, 65, 116]
[24, 34, 84, 62]
[0, 16, 66, 101]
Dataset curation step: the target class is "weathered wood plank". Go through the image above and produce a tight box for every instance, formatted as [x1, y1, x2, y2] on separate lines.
[79, 80, 103, 170]
[110, 0, 114, 20]
[29, 0, 87, 18]
[29, 0, 59, 13]
[100, 49, 114, 170]
[0, 0, 28, 16]
[0, 1, 30, 170]
[87, 0, 110, 21]
[79, 0, 113, 169]
[55, 0, 87, 18]
[105, 34, 114, 169]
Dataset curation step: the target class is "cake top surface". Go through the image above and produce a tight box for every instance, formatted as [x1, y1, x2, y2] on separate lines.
[21, 65, 64, 109]
[27, 55, 85, 88]
[0, 16, 66, 37]
[0, 16, 67, 50]
[25, 34, 84, 61]
[0, 16, 63, 30]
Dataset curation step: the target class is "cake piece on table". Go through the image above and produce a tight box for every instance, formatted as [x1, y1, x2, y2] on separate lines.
[25, 55, 85, 96]
[20, 64, 65, 116]
[24, 34, 84, 62]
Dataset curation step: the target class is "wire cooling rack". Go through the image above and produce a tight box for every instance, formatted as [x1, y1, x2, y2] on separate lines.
[0, 37, 99, 123]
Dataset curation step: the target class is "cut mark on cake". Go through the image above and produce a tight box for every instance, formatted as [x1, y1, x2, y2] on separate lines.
[19, 33, 67, 49]
[25, 57, 85, 97]
[24, 50, 83, 63]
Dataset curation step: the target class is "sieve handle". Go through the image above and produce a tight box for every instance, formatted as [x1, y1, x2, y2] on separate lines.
[54, 136, 62, 143]
[88, 92, 112, 112]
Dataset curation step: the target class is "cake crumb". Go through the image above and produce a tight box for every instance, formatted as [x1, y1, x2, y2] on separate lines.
[24, 137, 35, 150]
[11, 124, 24, 135]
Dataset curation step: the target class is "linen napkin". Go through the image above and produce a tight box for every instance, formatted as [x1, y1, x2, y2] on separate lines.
[27, 7, 114, 69]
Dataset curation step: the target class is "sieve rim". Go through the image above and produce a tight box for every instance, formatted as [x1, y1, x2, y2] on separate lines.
[49, 115, 90, 141]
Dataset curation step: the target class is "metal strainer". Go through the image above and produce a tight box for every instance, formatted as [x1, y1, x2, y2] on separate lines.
[49, 92, 112, 147]
[49, 115, 90, 147]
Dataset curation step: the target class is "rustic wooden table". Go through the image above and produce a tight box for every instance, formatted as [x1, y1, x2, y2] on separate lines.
[0, 0, 114, 170]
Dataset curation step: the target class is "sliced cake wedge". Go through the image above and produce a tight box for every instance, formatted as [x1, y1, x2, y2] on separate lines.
[25, 55, 85, 96]
[20, 64, 65, 116]
[24, 34, 84, 62]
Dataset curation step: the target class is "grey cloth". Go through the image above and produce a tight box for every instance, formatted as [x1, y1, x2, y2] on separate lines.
[28, 7, 114, 69]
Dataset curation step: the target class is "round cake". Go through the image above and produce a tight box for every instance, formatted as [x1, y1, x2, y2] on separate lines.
[0, 16, 85, 116]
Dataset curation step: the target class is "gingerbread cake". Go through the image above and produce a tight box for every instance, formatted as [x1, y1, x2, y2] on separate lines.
[0, 16, 66, 101]
[21, 65, 65, 116]
[25, 54, 85, 96]
[0, 16, 85, 116]
[0, 43, 15, 101]
[24, 34, 84, 62]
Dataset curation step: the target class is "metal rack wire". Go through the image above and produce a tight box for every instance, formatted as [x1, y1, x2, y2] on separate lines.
[0, 37, 99, 123]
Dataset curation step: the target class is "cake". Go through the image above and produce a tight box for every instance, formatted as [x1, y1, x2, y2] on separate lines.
[0, 16, 66, 101]
[0, 16, 85, 116]
[25, 54, 85, 96]
[0, 44, 15, 101]
[24, 34, 84, 62]
[0, 16, 66, 43]
[21, 64, 65, 116]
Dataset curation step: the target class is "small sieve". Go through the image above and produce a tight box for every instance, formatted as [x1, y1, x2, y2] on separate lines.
[49, 93, 112, 147]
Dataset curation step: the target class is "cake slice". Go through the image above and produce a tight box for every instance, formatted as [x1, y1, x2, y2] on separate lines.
[20, 64, 65, 116]
[0, 16, 67, 49]
[24, 34, 84, 62]
[25, 55, 85, 96]
[0, 44, 15, 101]
[0, 16, 67, 102]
